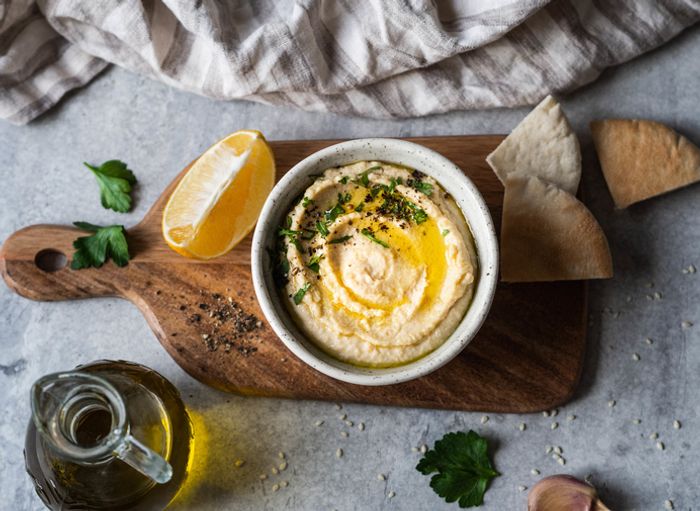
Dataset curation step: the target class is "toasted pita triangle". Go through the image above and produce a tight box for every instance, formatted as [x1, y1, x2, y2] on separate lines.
[591, 119, 700, 208]
[501, 176, 613, 282]
[487, 95, 581, 194]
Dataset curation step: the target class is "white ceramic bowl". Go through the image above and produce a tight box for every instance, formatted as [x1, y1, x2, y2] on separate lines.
[251, 138, 498, 386]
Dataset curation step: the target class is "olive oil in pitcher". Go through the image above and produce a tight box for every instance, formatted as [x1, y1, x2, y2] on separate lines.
[24, 360, 193, 510]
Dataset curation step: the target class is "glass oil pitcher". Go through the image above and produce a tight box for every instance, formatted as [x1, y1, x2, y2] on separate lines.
[24, 360, 193, 510]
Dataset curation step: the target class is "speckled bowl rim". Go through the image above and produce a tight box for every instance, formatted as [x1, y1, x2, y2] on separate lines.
[251, 138, 498, 386]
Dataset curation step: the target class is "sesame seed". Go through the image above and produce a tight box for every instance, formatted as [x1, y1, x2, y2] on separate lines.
[279, 462, 288, 471]
[481, 415, 489, 424]
[653, 292, 662, 300]
[646, 282, 654, 288]
[336, 448, 343, 458]
[557, 457, 566, 466]
[281, 481, 289, 488]
[278, 452, 286, 459]
[633, 419, 642, 425]
[388, 491, 396, 499]
[542, 411, 550, 418]
[551, 422, 559, 430]
[518, 485, 527, 492]
[271, 467, 279, 475]
[646, 338, 653, 345]
[657, 441, 665, 451]
[411, 447, 419, 453]
[259, 474, 267, 480]
[664, 499, 675, 510]
[626, 295, 632, 302]
[554, 446, 563, 454]
[335, 404, 342, 410]
[315, 420, 324, 427]
[234, 459, 245, 468]
[518, 423, 526, 431]
[339, 413, 347, 420]
[650, 432, 659, 440]
[531, 469, 540, 475]
[567, 415, 576, 421]
[681, 321, 693, 329]
[420, 444, 428, 454]
[378, 473, 386, 481]
[689, 265, 696, 274]
[550, 409, 558, 417]
[341, 431, 349, 438]
[545, 445, 553, 454]
[633, 353, 641, 361]
[646, 294, 654, 301]
[673, 420, 681, 429]
[608, 400, 616, 408]
[272, 484, 280, 492]
[552, 454, 560, 461]
[345, 420, 354, 427]
[358, 422, 365, 431]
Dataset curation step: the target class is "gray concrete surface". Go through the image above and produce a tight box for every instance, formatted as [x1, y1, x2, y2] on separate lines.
[1, 24, 700, 511]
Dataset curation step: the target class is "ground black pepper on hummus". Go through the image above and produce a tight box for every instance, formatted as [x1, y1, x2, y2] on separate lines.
[272, 161, 477, 367]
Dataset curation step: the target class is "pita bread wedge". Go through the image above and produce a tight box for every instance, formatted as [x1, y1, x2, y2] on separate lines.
[501, 176, 613, 282]
[591, 119, 700, 208]
[487, 95, 581, 194]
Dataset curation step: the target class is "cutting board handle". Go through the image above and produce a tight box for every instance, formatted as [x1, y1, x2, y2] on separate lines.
[1, 224, 119, 301]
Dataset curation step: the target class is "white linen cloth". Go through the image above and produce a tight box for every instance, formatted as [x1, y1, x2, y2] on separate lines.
[1, 0, 699, 124]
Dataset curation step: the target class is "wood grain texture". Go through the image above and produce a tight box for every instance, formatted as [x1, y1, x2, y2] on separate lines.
[0, 136, 586, 412]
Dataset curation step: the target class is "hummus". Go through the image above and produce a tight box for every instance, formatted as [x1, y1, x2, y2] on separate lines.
[273, 161, 478, 367]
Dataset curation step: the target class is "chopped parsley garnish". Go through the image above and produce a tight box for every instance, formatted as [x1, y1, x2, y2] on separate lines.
[442, 229, 450, 237]
[307, 254, 323, 272]
[412, 206, 428, 224]
[354, 202, 365, 212]
[278, 227, 302, 250]
[339, 176, 349, 184]
[269, 246, 290, 287]
[361, 228, 389, 248]
[316, 220, 330, 237]
[293, 283, 311, 305]
[416, 430, 499, 508]
[302, 196, 313, 207]
[325, 203, 345, 223]
[411, 179, 434, 196]
[329, 235, 352, 244]
[354, 166, 381, 187]
[337, 192, 352, 205]
[300, 229, 316, 240]
[388, 177, 399, 194]
[71, 222, 130, 269]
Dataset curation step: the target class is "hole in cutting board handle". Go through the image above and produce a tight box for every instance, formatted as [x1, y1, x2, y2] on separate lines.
[34, 249, 67, 272]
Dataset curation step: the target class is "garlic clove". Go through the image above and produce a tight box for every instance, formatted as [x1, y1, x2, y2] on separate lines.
[528, 475, 611, 511]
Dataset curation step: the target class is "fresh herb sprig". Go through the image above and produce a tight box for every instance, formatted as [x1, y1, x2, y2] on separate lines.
[71, 222, 130, 269]
[416, 431, 499, 508]
[84, 160, 136, 213]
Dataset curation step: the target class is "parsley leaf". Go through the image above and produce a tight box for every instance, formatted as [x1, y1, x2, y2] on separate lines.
[354, 202, 365, 213]
[411, 179, 434, 196]
[84, 160, 136, 213]
[339, 176, 349, 184]
[302, 196, 314, 208]
[325, 203, 345, 223]
[307, 254, 323, 273]
[442, 229, 450, 237]
[361, 228, 389, 248]
[316, 221, 330, 237]
[71, 222, 130, 269]
[293, 283, 311, 305]
[329, 235, 352, 244]
[416, 431, 499, 508]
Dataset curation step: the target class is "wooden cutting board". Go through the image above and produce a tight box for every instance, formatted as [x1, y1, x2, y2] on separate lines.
[0, 136, 586, 413]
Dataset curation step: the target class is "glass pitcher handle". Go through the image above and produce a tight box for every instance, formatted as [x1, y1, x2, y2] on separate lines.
[114, 434, 173, 484]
